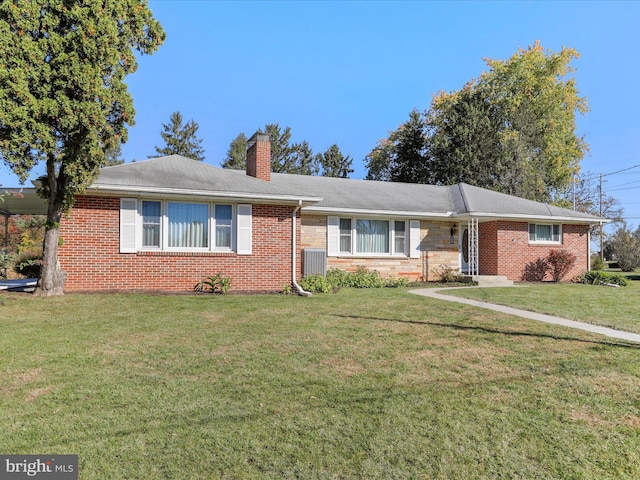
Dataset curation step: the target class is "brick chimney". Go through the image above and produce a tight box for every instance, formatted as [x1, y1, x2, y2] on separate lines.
[246, 132, 271, 182]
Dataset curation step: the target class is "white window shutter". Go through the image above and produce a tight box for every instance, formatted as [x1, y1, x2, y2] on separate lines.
[409, 220, 421, 259]
[120, 198, 138, 253]
[327, 216, 339, 256]
[237, 204, 252, 255]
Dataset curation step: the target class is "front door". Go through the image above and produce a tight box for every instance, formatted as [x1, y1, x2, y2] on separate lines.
[460, 225, 470, 273]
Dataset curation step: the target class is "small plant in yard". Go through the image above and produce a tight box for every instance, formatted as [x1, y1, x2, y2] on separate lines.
[431, 264, 462, 283]
[194, 273, 231, 294]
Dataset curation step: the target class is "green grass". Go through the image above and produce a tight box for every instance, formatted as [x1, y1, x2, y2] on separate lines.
[444, 273, 640, 334]
[1, 289, 640, 479]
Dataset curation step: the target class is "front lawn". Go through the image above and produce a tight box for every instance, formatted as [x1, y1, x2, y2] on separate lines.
[444, 277, 640, 334]
[1, 289, 639, 479]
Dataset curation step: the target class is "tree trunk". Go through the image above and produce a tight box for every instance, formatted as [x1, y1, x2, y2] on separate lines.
[34, 224, 66, 296]
[34, 156, 68, 296]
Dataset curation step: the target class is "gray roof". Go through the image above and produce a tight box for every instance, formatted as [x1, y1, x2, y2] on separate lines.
[3, 156, 605, 223]
[89, 155, 320, 204]
[271, 173, 605, 223]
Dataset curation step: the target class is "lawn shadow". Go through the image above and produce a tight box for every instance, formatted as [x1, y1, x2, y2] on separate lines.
[334, 314, 640, 350]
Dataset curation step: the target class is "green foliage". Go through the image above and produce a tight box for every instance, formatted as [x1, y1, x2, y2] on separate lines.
[366, 42, 588, 203]
[301, 267, 409, 293]
[298, 274, 333, 293]
[608, 224, 640, 272]
[578, 270, 627, 287]
[224, 124, 353, 177]
[316, 144, 354, 178]
[221, 132, 248, 170]
[13, 252, 42, 278]
[366, 109, 429, 183]
[153, 111, 205, 161]
[590, 255, 605, 271]
[0, 0, 164, 294]
[194, 274, 231, 294]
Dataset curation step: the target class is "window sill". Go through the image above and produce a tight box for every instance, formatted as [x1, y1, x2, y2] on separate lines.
[136, 250, 236, 257]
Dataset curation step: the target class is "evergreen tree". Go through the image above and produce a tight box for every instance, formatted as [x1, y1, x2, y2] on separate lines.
[221, 133, 248, 169]
[0, 0, 164, 295]
[153, 111, 205, 161]
[317, 144, 354, 178]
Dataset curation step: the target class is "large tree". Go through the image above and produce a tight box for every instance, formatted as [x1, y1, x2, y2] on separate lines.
[367, 42, 589, 202]
[366, 109, 428, 183]
[0, 0, 164, 295]
[153, 111, 205, 161]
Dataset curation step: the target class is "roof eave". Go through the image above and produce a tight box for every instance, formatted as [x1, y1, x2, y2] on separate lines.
[87, 184, 322, 206]
[453, 211, 610, 224]
[303, 206, 454, 218]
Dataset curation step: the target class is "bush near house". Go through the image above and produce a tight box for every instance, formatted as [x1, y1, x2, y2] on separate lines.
[523, 249, 576, 282]
[300, 267, 408, 293]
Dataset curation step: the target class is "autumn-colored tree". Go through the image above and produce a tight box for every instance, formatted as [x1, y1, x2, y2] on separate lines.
[367, 42, 589, 202]
[0, 0, 164, 295]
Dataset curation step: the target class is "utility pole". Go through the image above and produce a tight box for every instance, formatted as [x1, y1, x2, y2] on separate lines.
[599, 173, 604, 261]
[572, 172, 577, 210]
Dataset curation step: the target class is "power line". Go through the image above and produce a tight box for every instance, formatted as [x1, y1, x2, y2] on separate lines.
[580, 163, 640, 181]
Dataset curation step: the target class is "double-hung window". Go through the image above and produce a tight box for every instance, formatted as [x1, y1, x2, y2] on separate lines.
[214, 204, 233, 250]
[529, 223, 561, 243]
[142, 201, 161, 248]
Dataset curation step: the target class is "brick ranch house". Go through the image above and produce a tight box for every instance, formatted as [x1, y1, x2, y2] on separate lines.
[6, 132, 606, 293]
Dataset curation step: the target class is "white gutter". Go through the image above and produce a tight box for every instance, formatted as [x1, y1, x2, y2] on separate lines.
[292, 200, 312, 297]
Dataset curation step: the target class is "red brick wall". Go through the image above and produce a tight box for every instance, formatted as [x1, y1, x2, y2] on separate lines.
[59, 195, 301, 293]
[479, 221, 589, 282]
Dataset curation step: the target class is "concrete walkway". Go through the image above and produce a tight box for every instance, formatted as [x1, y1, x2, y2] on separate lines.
[409, 287, 640, 344]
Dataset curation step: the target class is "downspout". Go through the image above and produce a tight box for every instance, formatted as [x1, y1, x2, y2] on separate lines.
[292, 201, 312, 296]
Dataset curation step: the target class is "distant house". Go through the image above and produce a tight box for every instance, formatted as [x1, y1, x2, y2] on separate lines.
[50, 132, 604, 293]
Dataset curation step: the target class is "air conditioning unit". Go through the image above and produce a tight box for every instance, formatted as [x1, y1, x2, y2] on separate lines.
[303, 249, 327, 277]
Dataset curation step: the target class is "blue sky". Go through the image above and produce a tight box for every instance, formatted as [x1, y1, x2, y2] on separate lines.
[1, 0, 639, 229]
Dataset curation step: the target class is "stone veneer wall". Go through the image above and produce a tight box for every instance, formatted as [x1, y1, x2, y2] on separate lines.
[300, 215, 459, 282]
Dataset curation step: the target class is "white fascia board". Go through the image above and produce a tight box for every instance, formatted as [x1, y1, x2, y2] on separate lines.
[87, 184, 322, 205]
[303, 206, 454, 219]
[454, 212, 610, 224]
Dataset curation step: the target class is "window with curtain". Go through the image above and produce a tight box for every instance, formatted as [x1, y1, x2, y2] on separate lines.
[356, 219, 389, 254]
[215, 204, 232, 249]
[142, 201, 161, 248]
[339, 218, 352, 253]
[529, 223, 561, 243]
[168, 202, 209, 248]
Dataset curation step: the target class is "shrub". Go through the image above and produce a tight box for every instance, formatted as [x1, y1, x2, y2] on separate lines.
[590, 256, 605, 271]
[194, 273, 231, 294]
[431, 265, 462, 283]
[298, 274, 332, 293]
[303, 268, 410, 293]
[547, 249, 577, 282]
[578, 271, 627, 287]
[13, 252, 42, 278]
[522, 258, 549, 282]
